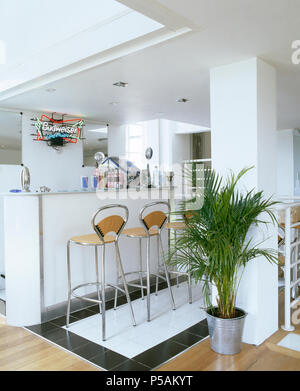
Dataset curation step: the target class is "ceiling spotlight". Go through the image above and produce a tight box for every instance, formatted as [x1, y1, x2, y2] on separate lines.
[109, 102, 120, 106]
[45, 88, 56, 93]
[176, 98, 190, 103]
[113, 81, 128, 88]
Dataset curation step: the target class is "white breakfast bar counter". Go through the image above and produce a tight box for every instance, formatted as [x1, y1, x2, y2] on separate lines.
[2, 188, 172, 326]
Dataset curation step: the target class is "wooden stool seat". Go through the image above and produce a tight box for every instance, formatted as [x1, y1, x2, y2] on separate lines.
[165, 222, 186, 230]
[70, 233, 116, 245]
[122, 227, 158, 238]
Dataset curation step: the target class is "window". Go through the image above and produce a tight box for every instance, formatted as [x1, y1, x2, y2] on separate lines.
[125, 124, 144, 168]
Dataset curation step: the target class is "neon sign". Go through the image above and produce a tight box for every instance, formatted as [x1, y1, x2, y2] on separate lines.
[31, 114, 84, 146]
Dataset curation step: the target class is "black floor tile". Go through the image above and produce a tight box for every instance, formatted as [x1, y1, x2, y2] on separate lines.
[199, 318, 209, 328]
[72, 341, 107, 359]
[41, 327, 72, 342]
[115, 296, 127, 307]
[171, 331, 202, 347]
[26, 321, 59, 335]
[71, 308, 96, 320]
[111, 359, 151, 371]
[89, 350, 128, 370]
[133, 340, 185, 368]
[55, 332, 91, 351]
[153, 339, 187, 356]
[50, 315, 78, 327]
[87, 305, 101, 314]
[130, 291, 141, 300]
[185, 321, 209, 337]
[106, 300, 115, 310]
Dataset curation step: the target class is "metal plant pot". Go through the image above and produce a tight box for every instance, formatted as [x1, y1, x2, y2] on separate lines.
[206, 307, 247, 355]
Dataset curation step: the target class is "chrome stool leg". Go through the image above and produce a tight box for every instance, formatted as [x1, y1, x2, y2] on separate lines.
[175, 231, 179, 287]
[146, 236, 151, 321]
[101, 245, 106, 341]
[155, 275, 159, 296]
[115, 242, 136, 326]
[139, 238, 144, 300]
[187, 260, 192, 304]
[95, 246, 102, 315]
[155, 235, 160, 296]
[159, 234, 176, 310]
[114, 253, 120, 310]
[66, 240, 71, 328]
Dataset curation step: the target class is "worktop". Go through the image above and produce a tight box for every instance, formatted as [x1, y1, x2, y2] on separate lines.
[3, 189, 172, 326]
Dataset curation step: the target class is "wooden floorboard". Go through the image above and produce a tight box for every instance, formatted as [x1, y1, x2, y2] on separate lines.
[0, 316, 99, 371]
[158, 290, 300, 371]
[0, 291, 300, 371]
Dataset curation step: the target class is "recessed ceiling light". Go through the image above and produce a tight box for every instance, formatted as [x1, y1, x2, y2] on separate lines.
[46, 88, 56, 93]
[113, 81, 128, 88]
[109, 102, 120, 106]
[176, 98, 190, 103]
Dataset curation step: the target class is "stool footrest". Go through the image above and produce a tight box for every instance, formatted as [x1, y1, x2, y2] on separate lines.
[170, 270, 189, 276]
[125, 272, 167, 290]
[118, 270, 166, 280]
[106, 283, 126, 295]
[126, 282, 146, 290]
[71, 282, 126, 304]
[72, 292, 103, 305]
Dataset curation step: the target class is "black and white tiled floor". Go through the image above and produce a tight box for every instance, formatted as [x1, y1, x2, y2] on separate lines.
[26, 282, 209, 371]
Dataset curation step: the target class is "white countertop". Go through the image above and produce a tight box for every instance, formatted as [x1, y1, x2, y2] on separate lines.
[1, 186, 174, 196]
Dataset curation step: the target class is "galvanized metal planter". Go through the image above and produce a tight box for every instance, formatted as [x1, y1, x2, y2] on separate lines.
[206, 307, 247, 355]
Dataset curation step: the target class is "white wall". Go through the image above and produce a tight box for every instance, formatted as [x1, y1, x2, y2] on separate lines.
[108, 125, 127, 157]
[159, 119, 191, 168]
[276, 130, 300, 197]
[108, 121, 160, 172]
[0, 148, 21, 165]
[293, 133, 300, 195]
[277, 130, 294, 196]
[0, 164, 23, 289]
[108, 119, 193, 173]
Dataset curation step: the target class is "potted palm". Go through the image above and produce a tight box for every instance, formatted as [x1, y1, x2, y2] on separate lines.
[168, 167, 278, 355]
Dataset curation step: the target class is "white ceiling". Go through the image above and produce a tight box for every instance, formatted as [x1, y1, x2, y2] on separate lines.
[0, 0, 165, 93]
[0, 0, 300, 129]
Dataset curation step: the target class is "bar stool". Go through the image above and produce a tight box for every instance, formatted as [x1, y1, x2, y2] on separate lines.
[66, 204, 136, 341]
[164, 220, 193, 304]
[119, 201, 176, 321]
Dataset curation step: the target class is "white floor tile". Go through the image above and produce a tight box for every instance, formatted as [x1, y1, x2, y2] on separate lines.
[277, 333, 300, 352]
[64, 282, 206, 358]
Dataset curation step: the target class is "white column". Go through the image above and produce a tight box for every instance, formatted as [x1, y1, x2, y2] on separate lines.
[210, 58, 278, 345]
